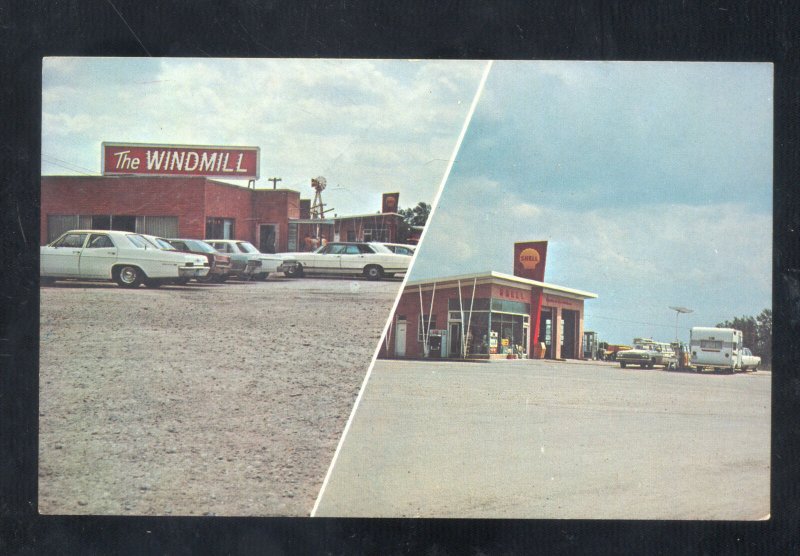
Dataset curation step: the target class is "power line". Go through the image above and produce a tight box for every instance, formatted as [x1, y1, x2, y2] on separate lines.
[584, 313, 682, 330]
[41, 155, 100, 176]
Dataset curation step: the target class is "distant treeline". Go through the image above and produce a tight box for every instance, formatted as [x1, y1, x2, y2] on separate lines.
[717, 309, 771, 368]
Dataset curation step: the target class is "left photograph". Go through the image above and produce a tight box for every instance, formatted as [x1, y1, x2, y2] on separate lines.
[38, 58, 486, 515]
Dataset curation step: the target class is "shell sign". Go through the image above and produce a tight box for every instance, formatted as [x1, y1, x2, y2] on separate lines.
[382, 192, 399, 213]
[513, 241, 548, 282]
[519, 248, 541, 270]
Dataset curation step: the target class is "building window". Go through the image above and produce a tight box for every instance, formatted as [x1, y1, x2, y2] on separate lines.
[206, 217, 235, 239]
[363, 227, 389, 242]
[46, 214, 178, 243]
[47, 215, 84, 243]
[418, 314, 436, 342]
[137, 216, 178, 237]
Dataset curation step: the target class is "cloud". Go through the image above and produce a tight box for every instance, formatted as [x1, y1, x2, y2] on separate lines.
[411, 172, 772, 343]
[41, 58, 487, 215]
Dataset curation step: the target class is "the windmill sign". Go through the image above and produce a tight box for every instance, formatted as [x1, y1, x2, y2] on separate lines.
[102, 143, 260, 179]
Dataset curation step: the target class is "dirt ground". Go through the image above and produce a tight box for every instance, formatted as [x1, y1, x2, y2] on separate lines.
[315, 359, 771, 519]
[39, 276, 400, 516]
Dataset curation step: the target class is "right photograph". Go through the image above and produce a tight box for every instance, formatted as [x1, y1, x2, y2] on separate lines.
[313, 61, 772, 519]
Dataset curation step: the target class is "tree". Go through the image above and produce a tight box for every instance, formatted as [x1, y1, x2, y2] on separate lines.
[399, 202, 431, 226]
[717, 308, 772, 368]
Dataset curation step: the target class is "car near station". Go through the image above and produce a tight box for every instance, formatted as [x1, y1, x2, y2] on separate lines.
[205, 240, 283, 281]
[741, 348, 761, 371]
[277, 242, 410, 280]
[164, 238, 232, 283]
[40, 230, 210, 288]
[380, 243, 416, 256]
[617, 339, 676, 369]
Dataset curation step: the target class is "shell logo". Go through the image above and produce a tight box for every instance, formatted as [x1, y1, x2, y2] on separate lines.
[385, 196, 397, 208]
[519, 248, 541, 270]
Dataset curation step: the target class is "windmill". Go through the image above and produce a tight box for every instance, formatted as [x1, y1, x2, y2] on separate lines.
[310, 176, 335, 242]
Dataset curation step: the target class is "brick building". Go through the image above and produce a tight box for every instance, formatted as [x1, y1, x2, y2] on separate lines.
[41, 176, 407, 252]
[379, 242, 597, 361]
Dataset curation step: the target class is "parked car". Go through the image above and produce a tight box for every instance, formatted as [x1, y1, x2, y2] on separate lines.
[164, 238, 232, 283]
[380, 243, 416, 256]
[277, 242, 409, 280]
[40, 230, 210, 288]
[617, 339, 676, 369]
[205, 240, 283, 281]
[741, 347, 761, 371]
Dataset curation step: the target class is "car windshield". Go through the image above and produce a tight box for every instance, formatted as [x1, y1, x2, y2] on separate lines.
[370, 243, 393, 254]
[236, 242, 259, 254]
[183, 240, 216, 254]
[126, 235, 150, 249]
[153, 238, 177, 250]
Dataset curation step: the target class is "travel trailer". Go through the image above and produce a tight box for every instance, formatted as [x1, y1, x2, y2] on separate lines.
[689, 327, 745, 373]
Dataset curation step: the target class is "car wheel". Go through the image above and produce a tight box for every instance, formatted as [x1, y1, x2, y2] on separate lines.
[212, 274, 228, 283]
[114, 265, 143, 288]
[364, 265, 384, 280]
[197, 273, 215, 283]
[256, 272, 269, 281]
[619, 362, 627, 368]
[285, 264, 303, 278]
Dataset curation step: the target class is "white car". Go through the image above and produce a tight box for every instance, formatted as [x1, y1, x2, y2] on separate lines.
[741, 347, 761, 371]
[204, 240, 283, 281]
[278, 242, 409, 280]
[40, 230, 210, 288]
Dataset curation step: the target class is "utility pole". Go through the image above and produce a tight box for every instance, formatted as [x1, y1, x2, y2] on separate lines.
[268, 177, 282, 189]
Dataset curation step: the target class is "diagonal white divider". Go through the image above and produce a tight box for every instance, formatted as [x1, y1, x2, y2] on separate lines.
[310, 60, 495, 517]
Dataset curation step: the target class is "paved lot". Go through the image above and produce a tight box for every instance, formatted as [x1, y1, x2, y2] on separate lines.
[39, 276, 400, 516]
[314, 359, 771, 519]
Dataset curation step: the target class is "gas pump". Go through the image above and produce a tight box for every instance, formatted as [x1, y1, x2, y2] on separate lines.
[428, 329, 448, 358]
[583, 330, 598, 360]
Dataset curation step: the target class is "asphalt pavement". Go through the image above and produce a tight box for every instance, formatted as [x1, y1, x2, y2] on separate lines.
[314, 358, 770, 519]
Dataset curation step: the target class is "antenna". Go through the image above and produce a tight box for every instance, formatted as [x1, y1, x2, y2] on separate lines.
[669, 306, 694, 342]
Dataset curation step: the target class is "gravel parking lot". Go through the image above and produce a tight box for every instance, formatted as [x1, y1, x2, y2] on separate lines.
[314, 359, 771, 519]
[39, 276, 400, 516]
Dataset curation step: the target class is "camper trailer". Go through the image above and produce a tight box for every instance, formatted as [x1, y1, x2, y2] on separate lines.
[689, 327, 744, 373]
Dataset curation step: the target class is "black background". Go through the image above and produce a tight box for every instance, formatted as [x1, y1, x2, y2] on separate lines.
[2, 1, 798, 553]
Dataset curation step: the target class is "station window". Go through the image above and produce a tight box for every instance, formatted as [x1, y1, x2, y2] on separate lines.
[206, 217, 235, 239]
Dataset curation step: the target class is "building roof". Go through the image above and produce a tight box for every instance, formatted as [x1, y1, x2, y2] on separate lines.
[404, 270, 598, 300]
[288, 218, 336, 225]
[333, 212, 403, 220]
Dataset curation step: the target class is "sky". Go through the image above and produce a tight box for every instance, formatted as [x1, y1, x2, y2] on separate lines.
[411, 61, 773, 345]
[41, 58, 486, 216]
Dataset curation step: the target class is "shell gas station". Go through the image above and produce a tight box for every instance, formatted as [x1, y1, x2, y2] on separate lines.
[379, 241, 597, 360]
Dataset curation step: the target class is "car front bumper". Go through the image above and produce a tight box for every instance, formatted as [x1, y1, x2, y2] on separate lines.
[178, 266, 210, 278]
